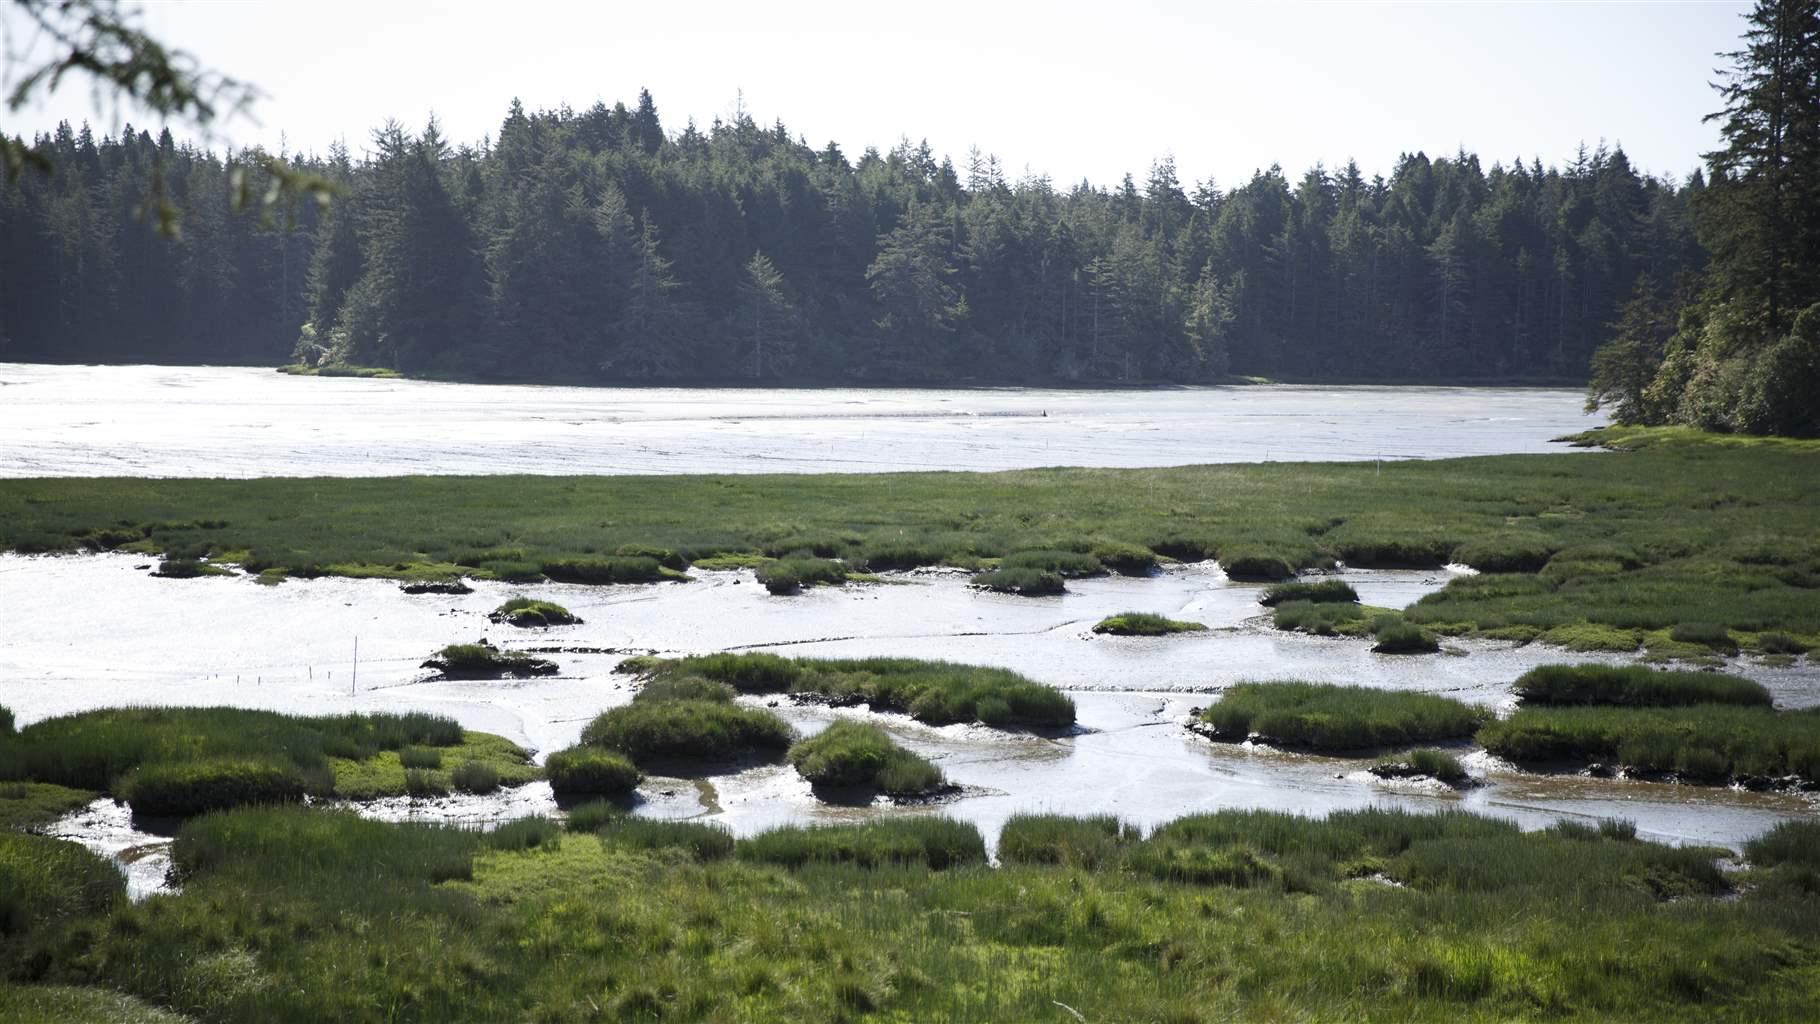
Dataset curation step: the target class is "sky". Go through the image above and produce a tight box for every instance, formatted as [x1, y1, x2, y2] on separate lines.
[2, 0, 1751, 188]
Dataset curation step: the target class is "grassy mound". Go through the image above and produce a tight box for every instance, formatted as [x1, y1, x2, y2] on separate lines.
[0, 707, 533, 813]
[539, 556, 667, 585]
[1091, 612, 1206, 636]
[1197, 682, 1485, 752]
[1090, 541, 1161, 576]
[544, 747, 641, 797]
[488, 598, 580, 627]
[1370, 620, 1440, 654]
[786, 721, 945, 797]
[1513, 664, 1772, 707]
[755, 557, 847, 594]
[598, 818, 735, 861]
[422, 643, 559, 679]
[1370, 749, 1469, 784]
[151, 558, 233, 578]
[1220, 552, 1298, 581]
[1259, 579, 1360, 606]
[969, 566, 1065, 595]
[737, 818, 987, 870]
[579, 701, 796, 768]
[1478, 705, 1820, 783]
[0, 781, 95, 831]
[996, 813, 1136, 869]
[633, 653, 1076, 729]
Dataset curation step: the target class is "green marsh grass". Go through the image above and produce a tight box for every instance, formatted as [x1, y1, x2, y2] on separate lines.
[1198, 682, 1485, 752]
[1513, 663, 1771, 707]
[737, 817, 987, 869]
[1668, 621, 1738, 651]
[1478, 705, 1820, 781]
[0, 781, 94, 831]
[423, 643, 558, 678]
[543, 747, 641, 796]
[7, 432, 1820, 642]
[4, 801, 1815, 1022]
[0, 985, 196, 1023]
[968, 566, 1065, 594]
[1259, 579, 1360, 606]
[635, 653, 1077, 729]
[786, 720, 945, 796]
[1371, 619, 1441, 653]
[1372, 749, 1470, 784]
[449, 759, 500, 794]
[996, 813, 1136, 868]
[0, 832, 124, 936]
[538, 556, 666, 584]
[755, 556, 846, 594]
[487, 597, 578, 627]
[1091, 611, 1206, 635]
[578, 701, 796, 768]
[597, 818, 735, 860]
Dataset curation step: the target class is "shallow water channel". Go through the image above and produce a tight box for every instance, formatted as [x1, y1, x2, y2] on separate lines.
[6, 553, 1814, 895]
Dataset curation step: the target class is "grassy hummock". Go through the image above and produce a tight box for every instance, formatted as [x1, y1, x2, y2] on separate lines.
[1196, 682, 1486, 752]
[997, 813, 1137, 869]
[487, 597, 580, 627]
[755, 557, 848, 595]
[1091, 611, 1206, 636]
[421, 643, 559, 679]
[1477, 704, 1820, 784]
[1259, 579, 1360, 606]
[0, 781, 95, 831]
[1370, 749, 1470, 785]
[579, 701, 796, 769]
[1513, 664, 1772, 707]
[629, 653, 1076, 729]
[151, 557, 233, 578]
[277, 363, 400, 378]
[0, 707, 535, 814]
[1370, 620, 1441, 654]
[544, 747, 642, 797]
[969, 566, 1065, 595]
[737, 817, 987, 870]
[786, 720, 946, 797]
[539, 556, 671, 585]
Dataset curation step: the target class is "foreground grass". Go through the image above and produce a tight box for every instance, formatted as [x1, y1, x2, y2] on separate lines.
[4, 430, 1817, 643]
[4, 804, 1817, 1022]
[0, 985, 196, 1023]
[626, 652, 1076, 729]
[0, 708, 536, 816]
[1198, 682, 1487, 752]
[0, 782, 95, 831]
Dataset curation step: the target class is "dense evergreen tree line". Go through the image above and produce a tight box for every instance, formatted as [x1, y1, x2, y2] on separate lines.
[1589, 0, 1820, 436]
[4, 96, 1702, 384]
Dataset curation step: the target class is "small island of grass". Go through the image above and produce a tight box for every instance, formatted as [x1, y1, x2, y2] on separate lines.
[488, 597, 581, 627]
[1194, 682, 1486, 753]
[786, 720, 948, 799]
[578, 684, 797, 771]
[1369, 748, 1470, 785]
[1513, 664, 1771, 707]
[1092, 611, 1207, 636]
[421, 642, 559, 679]
[1259, 579, 1360, 606]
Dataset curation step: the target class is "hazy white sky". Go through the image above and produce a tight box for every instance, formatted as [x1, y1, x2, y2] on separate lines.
[4, 0, 1749, 187]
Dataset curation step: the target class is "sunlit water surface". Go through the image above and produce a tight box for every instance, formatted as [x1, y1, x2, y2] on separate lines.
[0, 363, 1602, 477]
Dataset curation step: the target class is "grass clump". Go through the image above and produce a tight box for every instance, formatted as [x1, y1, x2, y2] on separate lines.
[1090, 541, 1160, 576]
[0, 781, 94, 831]
[996, 813, 1136, 869]
[633, 676, 739, 704]
[1371, 749, 1469, 784]
[999, 548, 1104, 577]
[1220, 551, 1298, 581]
[117, 759, 306, 817]
[403, 768, 449, 799]
[787, 720, 946, 796]
[1746, 820, 1820, 869]
[1272, 599, 1378, 636]
[737, 817, 986, 870]
[151, 557, 232, 578]
[1259, 579, 1360, 606]
[544, 747, 641, 797]
[449, 759, 501, 794]
[422, 643, 558, 679]
[755, 556, 848, 594]
[969, 566, 1065, 595]
[598, 818, 735, 860]
[1513, 664, 1771, 707]
[562, 799, 623, 833]
[1370, 619, 1440, 654]
[488, 597, 579, 627]
[579, 702, 796, 769]
[1478, 705, 1820, 783]
[1451, 536, 1559, 573]
[1197, 682, 1485, 752]
[1754, 632, 1811, 655]
[0, 833, 124, 937]
[398, 746, 443, 770]
[1091, 611, 1206, 636]
[1668, 621, 1738, 652]
[637, 653, 1076, 729]
[539, 556, 665, 585]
